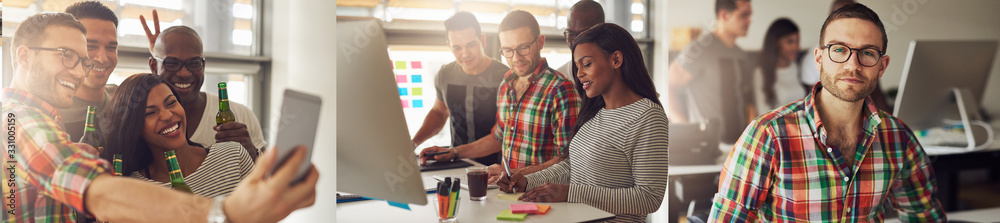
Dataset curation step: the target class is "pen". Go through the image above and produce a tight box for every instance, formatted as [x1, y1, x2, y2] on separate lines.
[437, 181, 450, 219]
[448, 178, 460, 218]
[422, 150, 450, 157]
[500, 155, 515, 192]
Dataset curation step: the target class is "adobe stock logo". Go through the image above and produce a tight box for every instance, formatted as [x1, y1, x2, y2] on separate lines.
[383, 154, 418, 193]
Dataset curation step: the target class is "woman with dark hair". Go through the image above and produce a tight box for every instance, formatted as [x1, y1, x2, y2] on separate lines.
[101, 73, 252, 197]
[497, 23, 668, 222]
[755, 18, 806, 114]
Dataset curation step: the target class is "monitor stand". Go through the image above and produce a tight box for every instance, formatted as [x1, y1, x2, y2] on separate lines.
[952, 88, 989, 149]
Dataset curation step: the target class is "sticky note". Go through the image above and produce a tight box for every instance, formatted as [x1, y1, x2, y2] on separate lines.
[412, 87, 423, 96]
[395, 61, 407, 69]
[398, 87, 408, 96]
[497, 192, 524, 201]
[411, 61, 423, 69]
[401, 100, 410, 108]
[510, 203, 538, 214]
[536, 204, 551, 215]
[396, 75, 408, 83]
[387, 201, 410, 210]
[413, 100, 424, 108]
[496, 210, 528, 221]
[411, 75, 422, 83]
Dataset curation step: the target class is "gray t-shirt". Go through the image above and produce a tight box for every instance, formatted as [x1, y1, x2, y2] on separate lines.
[58, 84, 118, 143]
[435, 60, 509, 166]
[674, 32, 753, 144]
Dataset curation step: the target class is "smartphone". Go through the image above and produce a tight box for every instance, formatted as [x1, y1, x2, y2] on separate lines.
[268, 89, 322, 185]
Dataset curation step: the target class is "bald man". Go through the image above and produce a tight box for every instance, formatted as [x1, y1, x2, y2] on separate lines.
[148, 26, 265, 160]
[557, 0, 605, 77]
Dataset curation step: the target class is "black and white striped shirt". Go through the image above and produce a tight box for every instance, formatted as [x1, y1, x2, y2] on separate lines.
[130, 142, 254, 198]
[524, 98, 669, 222]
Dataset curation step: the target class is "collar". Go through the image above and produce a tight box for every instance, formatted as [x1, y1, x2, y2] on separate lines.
[2, 88, 63, 124]
[804, 83, 883, 140]
[503, 58, 550, 83]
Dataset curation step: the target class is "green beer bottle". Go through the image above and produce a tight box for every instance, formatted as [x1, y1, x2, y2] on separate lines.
[164, 150, 194, 193]
[78, 106, 101, 149]
[216, 82, 236, 125]
[113, 154, 123, 176]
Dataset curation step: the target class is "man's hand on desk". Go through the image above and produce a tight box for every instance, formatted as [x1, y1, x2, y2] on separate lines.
[519, 183, 569, 202]
[418, 146, 455, 165]
[487, 164, 509, 183]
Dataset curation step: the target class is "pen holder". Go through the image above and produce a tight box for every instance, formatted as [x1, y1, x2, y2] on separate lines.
[433, 194, 457, 222]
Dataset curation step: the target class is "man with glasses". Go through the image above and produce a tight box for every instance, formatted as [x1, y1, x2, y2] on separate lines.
[414, 12, 509, 166]
[420, 10, 581, 183]
[57, 1, 120, 143]
[557, 0, 604, 77]
[667, 0, 753, 144]
[709, 3, 946, 222]
[148, 26, 265, 160]
[3, 12, 317, 223]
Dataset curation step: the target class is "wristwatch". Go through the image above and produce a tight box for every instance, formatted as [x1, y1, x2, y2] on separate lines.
[451, 148, 460, 162]
[208, 196, 229, 223]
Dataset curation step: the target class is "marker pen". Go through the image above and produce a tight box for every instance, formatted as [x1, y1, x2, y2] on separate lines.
[448, 178, 460, 217]
[437, 182, 450, 219]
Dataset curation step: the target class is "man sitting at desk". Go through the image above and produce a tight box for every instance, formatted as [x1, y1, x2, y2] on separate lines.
[420, 10, 581, 183]
[709, 3, 946, 222]
[411, 12, 509, 166]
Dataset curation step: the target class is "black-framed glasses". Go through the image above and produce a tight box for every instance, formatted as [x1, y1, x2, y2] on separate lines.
[563, 29, 581, 40]
[153, 56, 206, 72]
[822, 43, 884, 67]
[499, 36, 539, 58]
[28, 47, 95, 70]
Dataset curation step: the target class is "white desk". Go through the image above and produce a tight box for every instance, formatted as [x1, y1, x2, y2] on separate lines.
[885, 206, 1000, 223]
[337, 159, 614, 222]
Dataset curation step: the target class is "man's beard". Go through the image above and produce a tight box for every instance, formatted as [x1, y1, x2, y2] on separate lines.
[819, 66, 877, 102]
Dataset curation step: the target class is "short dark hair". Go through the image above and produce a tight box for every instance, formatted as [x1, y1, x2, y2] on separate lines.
[65, 1, 119, 27]
[444, 11, 482, 38]
[819, 3, 888, 51]
[499, 10, 539, 37]
[11, 13, 87, 69]
[569, 0, 605, 23]
[715, 0, 750, 17]
[153, 26, 204, 57]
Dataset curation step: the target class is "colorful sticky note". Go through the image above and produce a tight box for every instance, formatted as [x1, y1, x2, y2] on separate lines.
[496, 210, 528, 221]
[510, 203, 538, 214]
[411, 61, 423, 69]
[400, 100, 410, 108]
[413, 100, 424, 108]
[411, 75, 422, 83]
[412, 87, 423, 96]
[395, 61, 407, 69]
[398, 87, 408, 96]
[396, 75, 408, 83]
[497, 192, 524, 201]
[536, 204, 551, 215]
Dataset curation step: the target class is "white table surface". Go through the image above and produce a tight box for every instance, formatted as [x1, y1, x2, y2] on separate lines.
[337, 159, 615, 222]
[885, 206, 1000, 223]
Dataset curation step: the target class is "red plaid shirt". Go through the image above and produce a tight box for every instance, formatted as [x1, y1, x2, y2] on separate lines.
[3, 88, 110, 223]
[709, 83, 946, 222]
[492, 58, 580, 169]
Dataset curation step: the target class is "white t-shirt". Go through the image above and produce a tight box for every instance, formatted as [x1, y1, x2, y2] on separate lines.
[754, 63, 807, 115]
[189, 93, 267, 150]
[800, 44, 821, 86]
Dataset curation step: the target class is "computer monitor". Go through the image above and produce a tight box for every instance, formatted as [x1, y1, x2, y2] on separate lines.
[894, 40, 998, 149]
[336, 20, 427, 205]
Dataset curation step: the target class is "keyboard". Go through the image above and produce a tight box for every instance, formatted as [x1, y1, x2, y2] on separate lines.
[922, 146, 970, 155]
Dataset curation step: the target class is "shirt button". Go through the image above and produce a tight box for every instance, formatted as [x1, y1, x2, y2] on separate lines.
[843, 177, 849, 182]
[827, 148, 833, 153]
[847, 209, 852, 213]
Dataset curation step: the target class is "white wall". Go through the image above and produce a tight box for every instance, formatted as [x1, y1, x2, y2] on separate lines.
[267, 0, 337, 221]
[656, 0, 1000, 117]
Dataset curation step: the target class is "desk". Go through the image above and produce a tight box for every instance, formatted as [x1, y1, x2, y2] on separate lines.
[885, 206, 1000, 223]
[666, 130, 1000, 222]
[337, 159, 615, 222]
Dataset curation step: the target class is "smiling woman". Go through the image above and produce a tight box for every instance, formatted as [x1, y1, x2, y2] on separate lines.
[100, 73, 253, 197]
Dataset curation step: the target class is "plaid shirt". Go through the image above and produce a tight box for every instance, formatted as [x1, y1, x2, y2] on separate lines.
[709, 83, 946, 222]
[3, 88, 110, 223]
[492, 58, 580, 169]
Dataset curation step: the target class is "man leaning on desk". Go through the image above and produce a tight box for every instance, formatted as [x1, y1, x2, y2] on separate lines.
[419, 10, 582, 183]
[709, 3, 946, 222]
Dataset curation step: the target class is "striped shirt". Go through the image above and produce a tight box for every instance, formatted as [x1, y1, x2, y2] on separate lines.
[709, 83, 946, 222]
[3, 88, 111, 223]
[524, 98, 669, 222]
[492, 58, 581, 169]
[130, 142, 253, 198]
